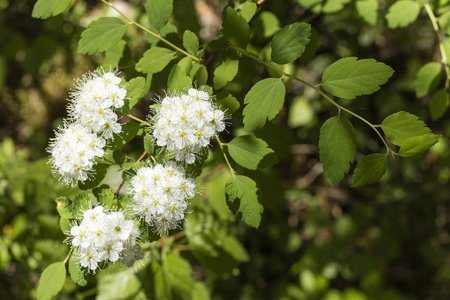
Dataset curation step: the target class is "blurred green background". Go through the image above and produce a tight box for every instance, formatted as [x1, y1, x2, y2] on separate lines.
[1, 0, 449, 299]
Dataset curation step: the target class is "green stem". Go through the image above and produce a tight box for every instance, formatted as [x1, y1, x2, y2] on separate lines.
[118, 111, 152, 127]
[64, 247, 74, 264]
[227, 42, 396, 155]
[425, 3, 450, 89]
[99, 0, 201, 63]
[215, 134, 236, 177]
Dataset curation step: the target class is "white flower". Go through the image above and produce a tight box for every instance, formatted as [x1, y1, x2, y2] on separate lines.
[78, 247, 103, 272]
[150, 88, 227, 164]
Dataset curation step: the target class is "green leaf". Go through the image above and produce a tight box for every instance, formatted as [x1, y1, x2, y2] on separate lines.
[319, 116, 356, 185]
[321, 57, 394, 99]
[78, 163, 109, 190]
[398, 134, 440, 157]
[59, 217, 71, 234]
[352, 154, 387, 187]
[239, 1, 257, 22]
[438, 11, 450, 36]
[243, 78, 286, 131]
[103, 40, 127, 68]
[69, 255, 87, 286]
[430, 89, 449, 120]
[222, 7, 250, 49]
[167, 64, 192, 92]
[183, 30, 199, 56]
[323, 0, 351, 13]
[193, 282, 211, 300]
[386, 0, 420, 29]
[78, 17, 127, 55]
[356, 0, 378, 26]
[165, 254, 194, 300]
[415, 62, 442, 97]
[144, 134, 155, 155]
[225, 175, 263, 228]
[117, 77, 147, 113]
[145, 0, 173, 32]
[254, 11, 280, 39]
[271, 22, 311, 64]
[110, 122, 143, 149]
[192, 64, 208, 86]
[136, 47, 176, 74]
[216, 92, 240, 114]
[227, 135, 275, 170]
[214, 58, 239, 89]
[381, 111, 431, 146]
[56, 193, 93, 219]
[93, 185, 115, 208]
[97, 271, 142, 300]
[37, 262, 66, 300]
[32, 0, 71, 19]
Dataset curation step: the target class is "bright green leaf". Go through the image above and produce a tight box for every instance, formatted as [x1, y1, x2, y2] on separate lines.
[136, 47, 176, 74]
[398, 134, 440, 157]
[78, 18, 126, 55]
[381, 111, 431, 146]
[386, 0, 420, 29]
[239, 1, 257, 22]
[254, 11, 280, 38]
[271, 22, 311, 64]
[165, 254, 194, 300]
[438, 11, 450, 35]
[37, 262, 66, 300]
[183, 30, 199, 55]
[323, 0, 351, 14]
[59, 217, 71, 234]
[430, 88, 449, 120]
[225, 175, 263, 228]
[321, 57, 394, 99]
[193, 282, 210, 300]
[227, 135, 275, 170]
[193, 64, 208, 86]
[319, 116, 356, 185]
[222, 7, 250, 49]
[415, 62, 442, 97]
[117, 77, 147, 113]
[145, 0, 173, 32]
[32, 0, 71, 19]
[69, 255, 87, 286]
[93, 185, 115, 208]
[167, 64, 192, 92]
[243, 78, 286, 131]
[103, 40, 127, 68]
[356, 0, 378, 26]
[216, 92, 240, 114]
[352, 154, 387, 187]
[144, 134, 155, 155]
[97, 271, 141, 300]
[214, 58, 239, 89]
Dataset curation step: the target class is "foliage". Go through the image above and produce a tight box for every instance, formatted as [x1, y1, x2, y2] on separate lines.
[1, 0, 450, 299]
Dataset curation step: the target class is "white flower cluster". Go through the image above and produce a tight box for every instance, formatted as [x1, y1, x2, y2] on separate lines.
[70, 206, 139, 272]
[48, 68, 126, 185]
[68, 69, 126, 139]
[130, 162, 196, 234]
[151, 88, 226, 164]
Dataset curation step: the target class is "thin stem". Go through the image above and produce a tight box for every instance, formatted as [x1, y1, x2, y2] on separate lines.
[227, 42, 396, 155]
[215, 134, 236, 177]
[99, 0, 201, 63]
[118, 111, 152, 127]
[64, 247, 74, 264]
[115, 151, 147, 198]
[425, 3, 450, 89]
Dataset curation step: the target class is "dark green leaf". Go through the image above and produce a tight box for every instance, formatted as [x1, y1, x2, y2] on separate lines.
[227, 135, 275, 170]
[225, 175, 263, 228]
[144, 134, 155, 155]
[352, 154, 387, 187]
[183, 30, 199, 56]
[78, 163, 109, 190]
[398, 134, 440, 157]
[69, 255, 87, 286]
[214, 58, 239, 89]
[145, 0, 173, 32]
[110, 122, 143, 150]
[165, 254, 194, 300]
[386, 0, 420, 28]
[78, 18, 127, 55]
[103, 40, 127, 68]
[271, 22, 311, 64]
[415, 62, 442, 97]
[216, 92, 240, 114]
[32, 0, 71, 19]
[37, 262, 66, 300]
[430, 89, 449, 120]
[136, 47, 176, 74]
[167, 64, 192, 92]
[93, 185, 115, 208]
[243, 78, 286, 131]
[222, 7, 250, 49]
[319, 116, 357, 185]
[381, 111, 431, 146]
[321, 57, 394, 99]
